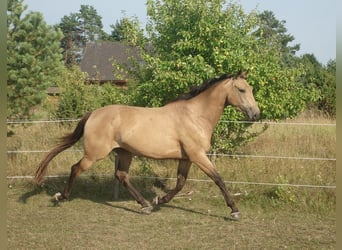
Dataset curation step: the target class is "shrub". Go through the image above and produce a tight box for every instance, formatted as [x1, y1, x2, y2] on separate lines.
[53, 66, 130, 119]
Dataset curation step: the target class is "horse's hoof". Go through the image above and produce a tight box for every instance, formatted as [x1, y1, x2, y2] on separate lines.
[53, 192, 62, 201]
[141, 206, 153, 215]
[230, 212, 240, 221]
[152, 196, 159, 205]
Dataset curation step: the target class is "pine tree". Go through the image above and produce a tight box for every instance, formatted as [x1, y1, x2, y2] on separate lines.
[58, 5, 106, 65]
[7, 0, 64, 119]
[254, 11, 300, 66]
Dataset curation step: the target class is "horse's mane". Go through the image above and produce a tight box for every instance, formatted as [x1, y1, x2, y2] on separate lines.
[169, 72, 237, 103]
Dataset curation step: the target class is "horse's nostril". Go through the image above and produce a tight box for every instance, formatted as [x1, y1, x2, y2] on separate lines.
[248, 109, 260, 121]
[247, 107, 260, 121]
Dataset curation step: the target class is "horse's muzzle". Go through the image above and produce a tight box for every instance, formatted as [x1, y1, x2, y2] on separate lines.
[246, 106, 260, 121]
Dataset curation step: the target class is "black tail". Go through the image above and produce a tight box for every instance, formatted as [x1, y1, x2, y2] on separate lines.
[34, 112, 92, 184]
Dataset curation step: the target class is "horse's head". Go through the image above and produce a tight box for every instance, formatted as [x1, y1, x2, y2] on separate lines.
[225, 71, 260, 121]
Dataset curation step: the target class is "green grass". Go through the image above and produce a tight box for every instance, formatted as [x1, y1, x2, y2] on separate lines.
[7, 177, 335, 249]
[7, 111, 336, 249]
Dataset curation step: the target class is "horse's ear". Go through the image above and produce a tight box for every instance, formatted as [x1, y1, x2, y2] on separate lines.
[238, 70, 249, 79]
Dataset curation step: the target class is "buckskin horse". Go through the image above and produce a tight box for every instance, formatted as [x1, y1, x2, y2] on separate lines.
[35, 71, 260, 220]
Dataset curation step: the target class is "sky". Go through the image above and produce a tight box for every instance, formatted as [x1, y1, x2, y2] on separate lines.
[23, 0, 336, 64]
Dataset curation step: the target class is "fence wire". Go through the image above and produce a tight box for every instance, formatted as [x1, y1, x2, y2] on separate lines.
[7, 118, 337, 126]
[7, 118, 336, 189]
[6, 150, 336, 162]
[6, 174, 336, 189]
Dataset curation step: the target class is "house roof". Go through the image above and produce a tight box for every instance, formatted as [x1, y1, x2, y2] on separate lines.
[80, 41, 139, 82]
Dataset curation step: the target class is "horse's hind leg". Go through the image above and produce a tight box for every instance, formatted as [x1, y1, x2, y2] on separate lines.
[114, 149, 152, 214]
[54, 157, 94, 201]
[153, 160, 191, 205]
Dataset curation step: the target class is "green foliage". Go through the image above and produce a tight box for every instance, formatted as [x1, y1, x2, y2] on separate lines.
[109, 15, 146, 47]
[54, 66, 130, 119]
[57, 5, 106, 65]
[78, 5, 106, 42]
[320, 60, 336, 116]
[254, 10, 300, 66]
[298, 55, 335, 116]
[266, 175, 297, 204]
[302, 55, 335, 116]
[97, 82, 132, 107]
[126, 0, 315, 152]
[7, 0, 64, 120]
[54, 66, 95, 118]
[58, 13, 83, 65]
[212, 110, 269, 152]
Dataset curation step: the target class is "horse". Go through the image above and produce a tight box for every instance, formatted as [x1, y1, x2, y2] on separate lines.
[35, 71, 260, 220]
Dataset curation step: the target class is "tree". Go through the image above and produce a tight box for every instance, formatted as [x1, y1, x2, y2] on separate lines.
[58, 13, 83, 65]
[7, 0, 64, 120]
[58, 5, 106, 65]
[125, 0, 315, 152]
[254, 11, 334, 116]
[299, 54, 335, 116]
[78, 5, 106, 43]
[254, 11, 300, 65]
[109, 16, 146, 47]
[134, 0, 312, 114]
[321, 59, 336, 116]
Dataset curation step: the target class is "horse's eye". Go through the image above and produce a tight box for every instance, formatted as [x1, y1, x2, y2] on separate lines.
[238, 88, 246, 93]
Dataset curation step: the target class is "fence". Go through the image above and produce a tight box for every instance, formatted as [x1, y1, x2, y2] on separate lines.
[7, 119, 336, 193]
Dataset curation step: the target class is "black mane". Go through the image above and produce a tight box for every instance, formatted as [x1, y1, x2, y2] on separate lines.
[169, 73, 237, 103]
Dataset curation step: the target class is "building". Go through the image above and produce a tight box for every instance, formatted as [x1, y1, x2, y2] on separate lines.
[46, 41, 139, 96]
[80, 41, 140, 87]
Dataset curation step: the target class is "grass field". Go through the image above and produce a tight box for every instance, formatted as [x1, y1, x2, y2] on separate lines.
[7, 111, 336, 249]
[7, 178, 335, 249]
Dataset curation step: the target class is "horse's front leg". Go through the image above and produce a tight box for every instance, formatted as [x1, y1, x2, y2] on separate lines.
[152, 160, 191, 205]
[190, 152, 240, 220]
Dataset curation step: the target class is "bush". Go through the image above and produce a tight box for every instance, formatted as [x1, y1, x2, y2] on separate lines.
[53, 66, 130, 119]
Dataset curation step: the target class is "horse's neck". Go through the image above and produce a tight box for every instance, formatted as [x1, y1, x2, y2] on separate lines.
[187, 82, 227, 132]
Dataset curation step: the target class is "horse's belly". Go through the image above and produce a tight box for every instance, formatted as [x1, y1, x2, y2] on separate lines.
[118, 131, 184, 159]
[129, 145, 183, 159]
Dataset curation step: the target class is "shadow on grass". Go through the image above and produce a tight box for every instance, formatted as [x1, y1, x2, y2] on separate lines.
[19, 175, 156, 203]
[18, 175, 160, 207]
[18, 175, 232, 220]
[18, 185, 46, 203]
[155, 204, 234, 221]
[102, 201, 234, 221]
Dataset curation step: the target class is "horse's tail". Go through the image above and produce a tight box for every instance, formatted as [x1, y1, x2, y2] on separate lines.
[34, 112, 92, 185]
